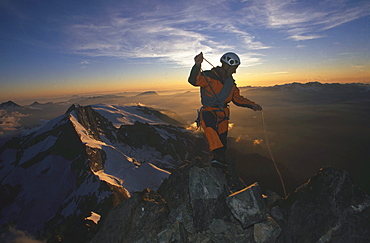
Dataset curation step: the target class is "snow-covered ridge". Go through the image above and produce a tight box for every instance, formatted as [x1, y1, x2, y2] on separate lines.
[0, 103, 203, 239]
[68, 106, 172, 193]
[91, 104, 169, 128]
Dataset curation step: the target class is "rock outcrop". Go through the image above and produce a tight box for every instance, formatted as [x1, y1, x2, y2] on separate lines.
[273, 167, 370, 243]
[91, 158, 282, 242]
[91, 161, 370, 243]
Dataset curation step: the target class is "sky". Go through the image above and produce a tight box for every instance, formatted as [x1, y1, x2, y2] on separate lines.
[1, 0, 369, 102]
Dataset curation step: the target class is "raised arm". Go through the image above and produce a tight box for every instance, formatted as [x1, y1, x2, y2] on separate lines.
[188, 52, 209, 87]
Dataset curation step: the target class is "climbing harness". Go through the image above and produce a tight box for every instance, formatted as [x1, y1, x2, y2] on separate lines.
[194, 106, 230, 131]
[261, 110, 287, 197]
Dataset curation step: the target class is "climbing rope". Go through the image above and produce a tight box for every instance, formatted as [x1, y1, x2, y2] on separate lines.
[261, 110, 287, 197]
[200, 57, 225, 110]
[201, 54, 287, 197]
[203, 57, 216, 68]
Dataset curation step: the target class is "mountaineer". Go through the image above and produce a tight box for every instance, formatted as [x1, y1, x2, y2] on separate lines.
[188, 52, 262, 169]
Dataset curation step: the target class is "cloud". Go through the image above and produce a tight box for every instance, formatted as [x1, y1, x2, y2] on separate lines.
[66, 17, 212, 66]
[62, 0, 370, 67]
[64, 0, 269, 67]
[79, 60, 90, 65]
[271, 71, 289, 75]
[288, 34, 326, 41]
[0, 110, 28, 134]
[254, 138, 263, 145]
[0, 227, 45, 243]
[261, 0, 370, 41]
[296, 44, 306, 48]
[352, 65, 368, 72]
[228, 122, 234, 130]
[324, 6, 370, 28]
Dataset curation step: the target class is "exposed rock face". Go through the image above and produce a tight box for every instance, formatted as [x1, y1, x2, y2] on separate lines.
[90, 188, 170, 243]
[91, 158, 281, 242]
[117, 121, 203, 167]
[227, 183, 267, 228]
[92, 162, 370, 243]
[273, 167, 370, 242]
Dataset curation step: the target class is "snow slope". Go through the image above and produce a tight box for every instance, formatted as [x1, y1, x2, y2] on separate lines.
[91, 104, 168, 128]
[69, 107, 172, 193]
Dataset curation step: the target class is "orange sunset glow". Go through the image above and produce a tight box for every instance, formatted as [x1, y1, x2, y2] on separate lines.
[0, 1, 369, 103]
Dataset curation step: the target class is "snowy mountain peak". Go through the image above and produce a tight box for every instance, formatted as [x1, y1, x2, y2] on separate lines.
[65, 103, 185, 128]
[0, 103, 206, 241]
[91, 104, 185, 127]
[0, 100, 22, 110]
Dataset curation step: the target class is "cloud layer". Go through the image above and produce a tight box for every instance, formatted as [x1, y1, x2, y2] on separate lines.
[0, 110, 28, 134]
[60, 0, 369, 66]
[2, 0, 369, 68]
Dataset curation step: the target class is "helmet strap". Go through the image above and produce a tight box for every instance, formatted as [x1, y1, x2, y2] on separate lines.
[221, 63, 232, 78]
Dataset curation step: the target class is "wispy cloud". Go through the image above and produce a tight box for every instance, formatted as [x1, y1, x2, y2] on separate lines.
[262, 0, 370, 40]
[64, 0, 269, 67]
[352, 65, 369, 72]
[286, 28, 326, 41]
[79, 60, 90, 65]
[0, 110, 28, 134]
[63, 0, 370, 66]
[318, 4, 370, 31]
[67, 19, 210, 66]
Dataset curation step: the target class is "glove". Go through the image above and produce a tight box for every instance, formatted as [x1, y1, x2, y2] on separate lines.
[194, 52, 203, 66]
[252, 104, 262, 111]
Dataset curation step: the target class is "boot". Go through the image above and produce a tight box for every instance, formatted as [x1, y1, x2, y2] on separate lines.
[211, 148, 227, 169]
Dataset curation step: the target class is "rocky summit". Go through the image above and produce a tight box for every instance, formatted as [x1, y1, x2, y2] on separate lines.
[91, 158, 370, 243]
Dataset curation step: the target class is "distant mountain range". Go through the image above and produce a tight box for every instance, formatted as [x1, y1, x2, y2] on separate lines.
[241, 82, 370, 106]
[257, 81, 370, 95]
[260, 81, 370, 91]
[2, 82, 369, 109]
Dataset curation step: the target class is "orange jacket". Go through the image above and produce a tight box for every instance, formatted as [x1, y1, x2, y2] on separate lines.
[188, 65, 256, 109]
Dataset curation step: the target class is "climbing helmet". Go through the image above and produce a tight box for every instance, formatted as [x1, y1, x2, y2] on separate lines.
[220, 52, 240, 66]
